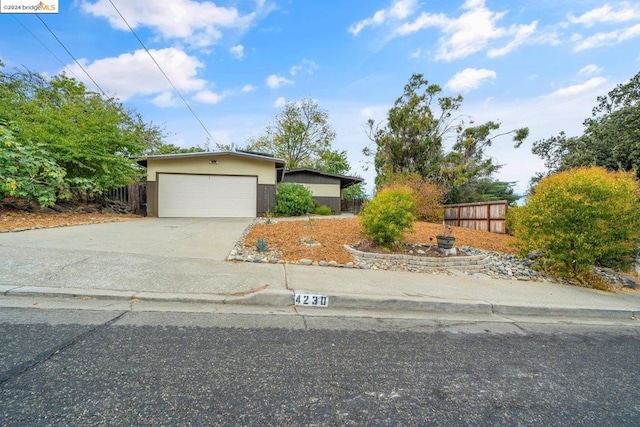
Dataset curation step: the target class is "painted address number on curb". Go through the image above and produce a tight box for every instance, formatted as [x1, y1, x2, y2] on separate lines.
[294, 292, 329, 307]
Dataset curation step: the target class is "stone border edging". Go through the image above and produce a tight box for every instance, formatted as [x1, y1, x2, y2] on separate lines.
[344, 244, 489, 272]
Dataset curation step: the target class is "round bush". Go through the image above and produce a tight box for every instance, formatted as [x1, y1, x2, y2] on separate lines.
[274, 183, 315, 216]
[506, 167, 640, 287]
[314, 205, 332, 215]
[380, 172, 445, 222]
[360, 186, 416, 249]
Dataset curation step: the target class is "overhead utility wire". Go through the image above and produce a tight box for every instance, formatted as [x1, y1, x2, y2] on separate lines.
[12, 15, 81, 80]
[107, 0, 216, 144]
[35, 14, 107, 96]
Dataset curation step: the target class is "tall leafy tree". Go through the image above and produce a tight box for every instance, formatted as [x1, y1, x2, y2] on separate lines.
[0, 63, 165, 201]
[247, 98, 338, 170]
[364, 74, 463, 183]
[526, 70, 640, 182]
[365, 73, 528, 203]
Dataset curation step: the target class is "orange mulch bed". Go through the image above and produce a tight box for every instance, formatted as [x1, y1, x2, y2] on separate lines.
[245, 217, 518, 264]
[0, 209, 139, 232]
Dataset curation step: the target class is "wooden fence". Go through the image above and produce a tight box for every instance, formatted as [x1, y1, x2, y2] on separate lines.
[108, 183, 147, 215]
[444, 200, 509, 234]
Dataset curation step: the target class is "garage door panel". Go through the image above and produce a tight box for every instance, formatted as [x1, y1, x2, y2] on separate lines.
[158, 174, 256, 217]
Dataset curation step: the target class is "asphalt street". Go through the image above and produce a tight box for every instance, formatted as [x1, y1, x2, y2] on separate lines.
[1, 307, 639, 426]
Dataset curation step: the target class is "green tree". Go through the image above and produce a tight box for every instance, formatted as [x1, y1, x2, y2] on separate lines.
[248, 98, 337, 170]
[0, 65, 165, 201]
[312, 149, 350, 174]
[365, 74, 528, 203]
[0, 121, 67, 207]
[527, 71, 640, 182]
[364, 74, 462, 183]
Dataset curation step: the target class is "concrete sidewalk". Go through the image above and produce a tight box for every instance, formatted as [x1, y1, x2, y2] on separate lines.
[1, 251, 639, 319]
[1, 218, 639, 320]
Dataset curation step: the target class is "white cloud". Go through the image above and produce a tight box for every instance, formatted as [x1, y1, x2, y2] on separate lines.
[273, 97, 286, 108]
[241, 84, 257, 93]
[360, 104, 391, 121]
[488, 21, 538, 58]
[193, 90, 225, 104]
[349, 0, 417, 35]
[445, 68, 497, 92]
[266, 74, 293, 89]
[229, 44, 244, 59]
[395, 0, 537, 61]
[63, 47, 206, 101]
[547, 77, 608, 98]
[578, 64, 602, 76]
[152, 92, 179, 107]
[568, 2, 640, 27]
[573, 23, 640, 51]
[289, 59, 318, 76]
[80, 0, 266, 47]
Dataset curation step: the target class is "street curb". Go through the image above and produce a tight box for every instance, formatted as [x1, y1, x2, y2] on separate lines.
[3, 285, 638, 320]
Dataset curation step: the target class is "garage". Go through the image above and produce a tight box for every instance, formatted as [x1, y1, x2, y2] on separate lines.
[157, 174, 257, 218]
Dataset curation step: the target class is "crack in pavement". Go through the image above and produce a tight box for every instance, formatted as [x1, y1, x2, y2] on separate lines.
[0, 311, 128, 385]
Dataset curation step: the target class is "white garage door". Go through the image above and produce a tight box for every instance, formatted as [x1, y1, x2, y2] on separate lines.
[158, 174, 257, 217]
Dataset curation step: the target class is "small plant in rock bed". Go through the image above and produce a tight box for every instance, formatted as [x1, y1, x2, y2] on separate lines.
[256, 237, 268, 252]
[263, 210, 274, 224]
[314, 205, 332, 216]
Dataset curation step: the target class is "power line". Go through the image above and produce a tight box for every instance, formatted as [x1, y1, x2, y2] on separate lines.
[35, 14, 107, 96]
[12, 15, 81, 80]
[107, 0, 216, 144]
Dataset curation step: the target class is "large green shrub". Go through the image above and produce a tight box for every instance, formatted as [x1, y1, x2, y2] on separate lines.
[506, 167, 640, 287]
[274, 183, 315, 216]
[0, 125, 68, 207]
[360, 186, 417, 249]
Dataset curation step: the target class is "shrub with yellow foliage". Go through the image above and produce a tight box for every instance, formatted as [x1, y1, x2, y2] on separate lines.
[506, 167, 640, 289]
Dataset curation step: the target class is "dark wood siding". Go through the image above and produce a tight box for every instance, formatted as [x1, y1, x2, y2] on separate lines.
[146, 181, 157, 217]
[313, 196, 340, 213]
[257, 184, 277, 216]
[282, 171, 340, 185]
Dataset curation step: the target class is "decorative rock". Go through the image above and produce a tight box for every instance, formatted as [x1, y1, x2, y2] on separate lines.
[360, 264, 371, 270]
[345, 262, 354, 268]
[328, 260, 338, 267]
[319, 261, 329, 267]
[416, 249, 426, 255]
[299, 259, 313, 265]
[622, 276, 639, 289]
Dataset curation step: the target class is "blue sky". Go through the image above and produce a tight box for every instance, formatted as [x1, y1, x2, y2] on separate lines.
[1, 0, 639, 195]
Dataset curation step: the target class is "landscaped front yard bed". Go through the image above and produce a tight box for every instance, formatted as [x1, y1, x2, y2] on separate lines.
[243, 217, 518, 265]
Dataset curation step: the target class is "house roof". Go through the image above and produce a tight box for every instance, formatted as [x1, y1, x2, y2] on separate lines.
[284, 168, 364, 189]
[137, 151, 287, 181]
[138, 150, 286, 167]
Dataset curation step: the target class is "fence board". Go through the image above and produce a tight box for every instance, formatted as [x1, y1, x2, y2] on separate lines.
[108, 182, 146, 215]
[444, 200, 509, 234]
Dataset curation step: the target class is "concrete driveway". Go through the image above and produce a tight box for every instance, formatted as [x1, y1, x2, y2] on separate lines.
[0, 218, 287, 295]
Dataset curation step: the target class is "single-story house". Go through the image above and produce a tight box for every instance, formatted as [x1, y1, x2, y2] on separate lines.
[138, 151, 285, 218]
[138, 152, 363, 217]
[281, 168, 364, 214]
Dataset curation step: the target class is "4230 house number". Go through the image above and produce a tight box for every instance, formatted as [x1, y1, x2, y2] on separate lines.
[294, 292, 329, 307]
